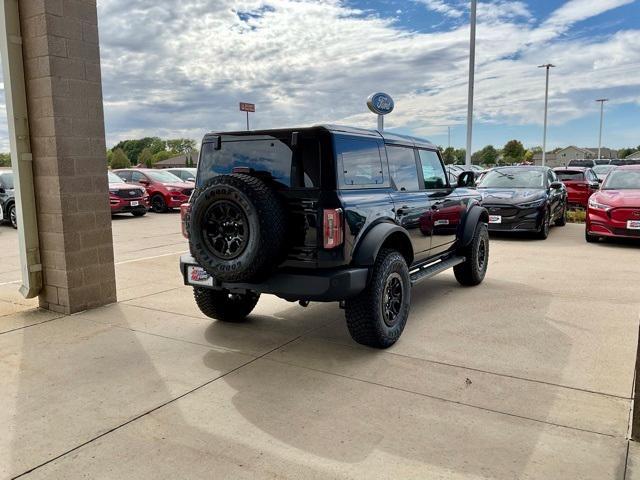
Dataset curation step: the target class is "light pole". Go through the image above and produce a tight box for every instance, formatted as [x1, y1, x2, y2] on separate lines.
[596, 99, 608, 160]
[465, 0, 477, 167]
[448, 126, 451, 150]
[538, 64, 555, 166]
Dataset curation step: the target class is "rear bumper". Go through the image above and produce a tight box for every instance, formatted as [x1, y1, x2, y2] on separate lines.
[180, 254, 369, 302]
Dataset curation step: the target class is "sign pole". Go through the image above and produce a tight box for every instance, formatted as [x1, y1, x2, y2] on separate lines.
[239, 102, 256, 131]
[378, 115, 383, 131]
[246, 111, 249, 131]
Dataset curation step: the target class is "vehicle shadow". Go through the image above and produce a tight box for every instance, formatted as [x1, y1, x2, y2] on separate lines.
[211, 277, 614, 478]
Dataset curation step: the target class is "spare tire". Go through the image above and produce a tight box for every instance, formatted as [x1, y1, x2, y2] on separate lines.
[188, 174, 287, 282]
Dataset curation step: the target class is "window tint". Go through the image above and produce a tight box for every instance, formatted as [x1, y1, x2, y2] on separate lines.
[418, 150, 447, 189]
[336, 136, 384, 186]
[386, 146, 419, 191]
[556, 171, 584, 181]
[115, 170, 131, 182]
[131, 171, 147, 183]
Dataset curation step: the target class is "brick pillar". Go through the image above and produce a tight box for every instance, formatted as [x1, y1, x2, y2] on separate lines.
[18, 0, 116, 313]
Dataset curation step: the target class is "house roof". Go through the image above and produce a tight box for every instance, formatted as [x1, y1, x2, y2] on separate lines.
[626, 151, 640, 159]
[154, 153, 198, 167]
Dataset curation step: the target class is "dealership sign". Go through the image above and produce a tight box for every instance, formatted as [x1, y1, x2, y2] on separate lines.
[239, 102, 256, 113]
[367, 93, 394, 116]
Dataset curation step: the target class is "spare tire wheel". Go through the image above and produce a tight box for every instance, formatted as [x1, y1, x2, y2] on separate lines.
[188, 174, 287, 282]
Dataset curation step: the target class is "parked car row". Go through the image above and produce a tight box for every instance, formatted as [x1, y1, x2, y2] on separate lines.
[111, 168, 195, 215]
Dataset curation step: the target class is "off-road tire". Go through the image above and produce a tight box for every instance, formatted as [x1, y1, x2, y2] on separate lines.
[536, 209, 550, 240]
[9, 204, 17, 229]
[131, 209, 147, 217]
[555, 204, 567, 226]
[151, 194, 168, 213]
[188, 174, 287, 282]
[454, 222, 489, 286]
[344, 249, 411, 349]
[193, 287, 260, 322]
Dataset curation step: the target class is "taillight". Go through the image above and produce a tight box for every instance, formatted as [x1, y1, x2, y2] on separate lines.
[180, 203, 191, 239]
[323, 209, 343, 249]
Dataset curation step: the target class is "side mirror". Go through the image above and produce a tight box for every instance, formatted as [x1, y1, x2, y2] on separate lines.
[457, 171, 476, 188]
[589, 182, 600, 190]
[186, 177, 196, 182]
[597, 178, 603, 184]
[550, 181, 563, 190]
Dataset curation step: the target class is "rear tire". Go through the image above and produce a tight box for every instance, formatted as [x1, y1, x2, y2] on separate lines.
[454, 223, 489, 286]
[344, 249, 411, 349]
[193, 287, 260, 322]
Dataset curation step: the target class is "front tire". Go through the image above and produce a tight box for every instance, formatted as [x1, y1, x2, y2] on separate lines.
[585, 228, 599, 243]
[345, 249, 411, 349]
[151, 194, 168, 213]
[193, 287, 260, 322]
[131, 209, 147, 217]
[555, 204, 567, 226]
[9, 204, 17, 229]
[454, 222, 489, 286]
[536, 209, 550, 240]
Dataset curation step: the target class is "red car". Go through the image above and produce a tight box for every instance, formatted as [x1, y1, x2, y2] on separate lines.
[108, 172, 149, 216]
[586, 165, 640, 242]
[554, 167, 599, 209]
[114, 169, 194, 213]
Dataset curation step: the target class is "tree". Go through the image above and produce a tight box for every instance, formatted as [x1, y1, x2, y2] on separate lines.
[112, 137, 164, 164]
[453, 148, 466, 164]
[152, 150, 173, 163]
[138, 148, 154, 168]
[0, 153, 11, 167]
[523, 150, 534, 163]
[502, 140, 525, 163]
[442, 147, 456, 164]
[166, 138, 197, 155]
[106, 150, 113, 166]
[110, 148, 131, 169]
[479, 145, 498, 165]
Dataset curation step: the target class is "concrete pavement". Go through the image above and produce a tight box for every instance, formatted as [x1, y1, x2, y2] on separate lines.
[1, 216, 639, 479]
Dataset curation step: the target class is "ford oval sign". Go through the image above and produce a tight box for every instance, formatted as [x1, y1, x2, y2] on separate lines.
[367, 92, 395, 116]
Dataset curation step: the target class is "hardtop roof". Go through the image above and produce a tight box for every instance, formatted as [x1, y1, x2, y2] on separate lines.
[202, 125, 437, 150]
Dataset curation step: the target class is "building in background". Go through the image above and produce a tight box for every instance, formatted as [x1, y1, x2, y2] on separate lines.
[533, 146, 618, 167]
[154, 152, 199, 169]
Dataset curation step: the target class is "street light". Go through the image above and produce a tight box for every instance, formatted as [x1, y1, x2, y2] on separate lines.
[596, 99, 608, 160]
[465, 0, 477, 167]
[538, 64, 555, 167]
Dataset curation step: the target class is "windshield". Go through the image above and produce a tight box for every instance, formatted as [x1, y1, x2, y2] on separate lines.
[593, 165, 615, 175]
[602, 170, 640, 190]
[0, 172, 14, 189]
[478, 169, 545, 189]
[555, 171, 585, 181]
[146, 170, 183, 183]
[108, 172, 123, 184]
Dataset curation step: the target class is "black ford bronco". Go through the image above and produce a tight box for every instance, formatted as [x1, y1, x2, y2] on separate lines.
[180, 125, 489, 348]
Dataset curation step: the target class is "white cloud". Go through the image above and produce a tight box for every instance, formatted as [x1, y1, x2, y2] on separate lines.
[414, 0, 465, 18]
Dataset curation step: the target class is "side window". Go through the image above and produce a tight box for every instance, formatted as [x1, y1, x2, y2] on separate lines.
[336, 136, 384, 186]
[418, 150, 448, 189]
[116, 171, 131, 182]
[548, 170, 555, 185]
[131, 171, 146, 183]
[386, 145, 420, 191]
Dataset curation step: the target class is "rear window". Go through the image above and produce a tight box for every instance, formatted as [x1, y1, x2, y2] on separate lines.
[198, 132, 322, 189]
[0, 173, 14, 189]
[336, 135, 384, 187]
[556, 171, 585, 181]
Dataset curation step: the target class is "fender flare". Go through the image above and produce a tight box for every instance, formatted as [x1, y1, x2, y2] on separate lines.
[461, 205, 489, 247]
[352, 222, 413, 267]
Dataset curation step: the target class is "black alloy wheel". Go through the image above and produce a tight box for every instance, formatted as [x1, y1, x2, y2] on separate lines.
[537, 209, 550, 240]
[151, 194, 168, 213]
[202, 200, 249, 260]
[382, 273, 404, 327]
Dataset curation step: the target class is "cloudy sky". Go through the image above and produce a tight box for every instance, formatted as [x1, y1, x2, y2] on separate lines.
[3, 0, 640, 152]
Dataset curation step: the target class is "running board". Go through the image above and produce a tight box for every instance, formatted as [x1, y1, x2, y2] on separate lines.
[410, 256, 465, 285]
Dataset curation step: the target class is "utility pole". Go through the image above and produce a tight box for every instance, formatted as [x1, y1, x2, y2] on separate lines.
[596, 99, 608, 160]
[465, 0, 477, 167]
[538, 64, 555, 166]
